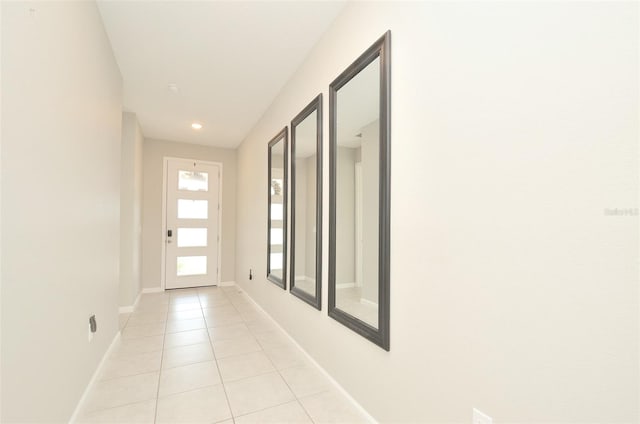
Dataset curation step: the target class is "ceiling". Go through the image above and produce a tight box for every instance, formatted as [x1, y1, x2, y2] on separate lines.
[97, 1, 347, 149]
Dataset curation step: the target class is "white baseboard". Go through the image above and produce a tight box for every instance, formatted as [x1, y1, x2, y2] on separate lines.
[118, 291, 142, 314]
[219, 281, 235, 287]
[336, 282, 355, 289]
[133, 291, 142, 309]
[142, 287, 163, 293]
[360, 298, 378, 308]
[69, 331, 121, 423]
[294, 276, 315, 283]
[235, 286, 377, 423]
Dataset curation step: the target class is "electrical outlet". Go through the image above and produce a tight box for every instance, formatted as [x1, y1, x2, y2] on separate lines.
[88, 315, 97, 342]
[473, 408, 492, 424]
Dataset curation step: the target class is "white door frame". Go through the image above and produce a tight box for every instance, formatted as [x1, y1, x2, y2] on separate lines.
[355, 162, 363, 288]
[161, 156, 223, 290]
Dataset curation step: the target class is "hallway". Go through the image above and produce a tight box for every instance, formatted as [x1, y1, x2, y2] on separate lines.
[3, 1, 638, 422]
[78, 286, 368, 423]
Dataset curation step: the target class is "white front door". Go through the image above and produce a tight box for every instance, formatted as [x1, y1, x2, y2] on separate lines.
[165, 158, 221, 289]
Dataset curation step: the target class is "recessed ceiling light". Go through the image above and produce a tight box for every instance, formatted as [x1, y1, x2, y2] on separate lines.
[168, 83, 179, 93]
[191, 122, 203, 130]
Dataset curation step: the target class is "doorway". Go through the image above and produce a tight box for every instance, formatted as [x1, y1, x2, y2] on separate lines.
[162, 157, 222, 289]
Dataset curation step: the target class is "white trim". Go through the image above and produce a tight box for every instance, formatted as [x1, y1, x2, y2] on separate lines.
[336, 282, 355, 289]
[161, 158, 168, 290]
[219, 281, 235, 287]
[217, 164, 224, 287]
[236, 286, 377, 423]
[161, 157, 223, 290]
[360, 298, 378, 308]
[355, 162, 363, 287]
[142, 287, 163, 294]
[294, 276, 315, 286]
[118, 291, 142, 314]
[133, 291, 142, 309]
[69, 331, 122, 423]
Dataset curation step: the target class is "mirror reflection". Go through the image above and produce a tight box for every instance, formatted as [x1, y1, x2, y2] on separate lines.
[293, 111, 317, 296]
[268, 129, 287, 288]
[334, 57, 380, 328]
[290, 94, 322, 309]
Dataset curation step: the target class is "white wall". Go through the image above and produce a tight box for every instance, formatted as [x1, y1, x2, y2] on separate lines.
[294, 157, 308, 278]
[360, 120, 379, 303]
[120, 112, 144, 307]
[1, 1, 122, 421]
[304, 155, 317, 279]
[0, 3, 4, 419]
[336, 146, 356, 284]
[235, 2, 639, 422]
[142, 138, 237, 288]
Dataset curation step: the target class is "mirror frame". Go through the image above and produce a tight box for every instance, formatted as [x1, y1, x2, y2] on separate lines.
[267, 127, 288, 289]
[290, 94, 323, 310]
[328, 31, 391, 350]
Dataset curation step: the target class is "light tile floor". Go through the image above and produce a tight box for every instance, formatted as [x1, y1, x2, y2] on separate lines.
[79, 286, 369, 424]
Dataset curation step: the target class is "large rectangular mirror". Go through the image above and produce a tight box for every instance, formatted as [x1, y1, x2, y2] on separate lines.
[290, 94, 323, 309]
[329, 31, 390, 350]
[267, 127, 288, 289]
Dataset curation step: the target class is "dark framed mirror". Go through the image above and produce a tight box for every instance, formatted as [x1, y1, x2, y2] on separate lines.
[290, 94, 323, 309]
[267, 127, 288, 289]
[329, 31, 391, 350]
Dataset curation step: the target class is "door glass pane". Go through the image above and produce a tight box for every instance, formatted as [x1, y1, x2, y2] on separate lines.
[271, 203, 283, 220]
[270, 228, 283, 245]
[270, 253, 283, 276]
[177, 256, 207, 276]
[179, 170, 208, 192]
[177, 228, 208, 247]
[178, 199, 208, 219]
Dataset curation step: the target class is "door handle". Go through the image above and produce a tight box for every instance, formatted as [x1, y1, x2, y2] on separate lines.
[167, 229, 173, 243]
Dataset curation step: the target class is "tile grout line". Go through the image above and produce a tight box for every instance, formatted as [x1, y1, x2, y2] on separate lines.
[253, 326, 318, 424]
[113, 287, 326, 422]
[115, 296, 264, 394]
[80, 303, 168, 419]
[200, 288, 237, 424]
[79, 372, 161, 419]
[222, 287, 313, 420]
[81, 399, 155, 419]
[234, 294, 317, 418]
[236, 286, 374, 423]
[151, 293, 170, 424]
[232, 398, 310, 422]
